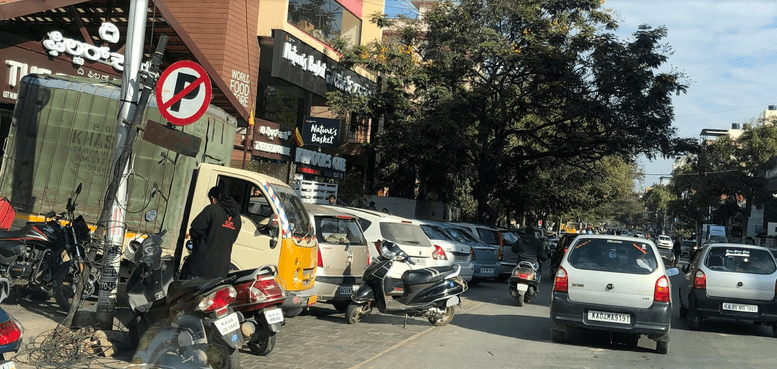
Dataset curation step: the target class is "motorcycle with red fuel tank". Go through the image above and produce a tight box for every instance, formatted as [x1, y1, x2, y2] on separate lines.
[227, 265, 285, 356]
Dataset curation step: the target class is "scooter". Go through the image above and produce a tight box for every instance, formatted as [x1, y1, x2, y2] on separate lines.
[125, 214, 247, 368]
[228, 265, 286, 356]
[347, 240, 467, 326]
[0, 278, 23, 368]
[508, 261, 539, 307]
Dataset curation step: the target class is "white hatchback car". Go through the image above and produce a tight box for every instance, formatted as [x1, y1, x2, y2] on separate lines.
[550, 235, 679, 354]
[329, 207, 455, 270]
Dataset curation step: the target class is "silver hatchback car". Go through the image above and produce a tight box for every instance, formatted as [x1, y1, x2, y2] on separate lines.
[678, 243, 777, 335]
[550, 235, 679, 354]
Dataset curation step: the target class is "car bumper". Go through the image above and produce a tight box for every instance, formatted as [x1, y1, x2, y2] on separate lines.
[689, 289, 777, 323]
[550, 292, 671, 339]
[313, 275, 362, 302]
[281, 289, 318, 310]
[500, 262, 517, 275]
[472, 262, 501, 278]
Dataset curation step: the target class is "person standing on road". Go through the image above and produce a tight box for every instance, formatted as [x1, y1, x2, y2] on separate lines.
[181, 186, 242, 279]
[512, 227, 547, 285]
[672, 237, 682, 267]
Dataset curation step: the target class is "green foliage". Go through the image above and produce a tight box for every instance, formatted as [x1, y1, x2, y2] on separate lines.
[328, 0, 691, 225]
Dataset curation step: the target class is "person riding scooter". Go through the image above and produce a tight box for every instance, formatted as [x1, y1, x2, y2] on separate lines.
[512, 227, 547, 286]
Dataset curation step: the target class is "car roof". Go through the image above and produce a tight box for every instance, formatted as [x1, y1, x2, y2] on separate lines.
[304, 203, 361, 217]
[702, 243, 772, 252]
[325, 205, 416, 223]
[571, 234, 657, 244]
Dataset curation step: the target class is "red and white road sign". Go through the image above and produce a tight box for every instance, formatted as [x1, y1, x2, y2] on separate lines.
[155, 60, 212, 126]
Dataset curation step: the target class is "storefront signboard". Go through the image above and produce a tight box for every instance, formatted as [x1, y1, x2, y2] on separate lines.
[301, 116, 340, 147]
[251, 119, 293, 160]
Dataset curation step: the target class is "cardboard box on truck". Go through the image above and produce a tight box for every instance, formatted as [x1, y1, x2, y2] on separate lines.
[0, 75, 318, 312]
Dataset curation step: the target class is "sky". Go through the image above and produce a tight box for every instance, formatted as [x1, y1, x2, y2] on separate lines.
[383, 0, 777, 191]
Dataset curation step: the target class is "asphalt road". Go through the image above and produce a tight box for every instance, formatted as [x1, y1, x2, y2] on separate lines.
[2, 261, 777, 368]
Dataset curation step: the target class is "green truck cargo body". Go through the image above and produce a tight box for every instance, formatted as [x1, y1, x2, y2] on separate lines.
[0, 74, 236, 246]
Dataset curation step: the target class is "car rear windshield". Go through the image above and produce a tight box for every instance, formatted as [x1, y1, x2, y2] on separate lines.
[568, 238, 659, 275]
[380, 223, 432, 247]
[446, 227, 480, 244]
[420, 225, 453, 241]
[704, 247, 776, 275]
[315, 217, 367, 246]
[477, 228, 500, 245]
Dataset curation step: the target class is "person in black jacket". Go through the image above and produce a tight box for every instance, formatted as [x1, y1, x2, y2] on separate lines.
[512, 226, 548, 283]
[181, 186, 242, 279]
[672, 237, 682, 267]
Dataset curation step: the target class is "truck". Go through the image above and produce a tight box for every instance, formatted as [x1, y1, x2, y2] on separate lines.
[0, 74, 317, 314]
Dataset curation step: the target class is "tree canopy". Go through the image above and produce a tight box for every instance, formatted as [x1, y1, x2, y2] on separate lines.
[328, 0, 695, 224]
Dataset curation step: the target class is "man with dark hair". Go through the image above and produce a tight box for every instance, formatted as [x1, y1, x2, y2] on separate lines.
[181, 186, 242, 279]
[512, 227, 548, 283]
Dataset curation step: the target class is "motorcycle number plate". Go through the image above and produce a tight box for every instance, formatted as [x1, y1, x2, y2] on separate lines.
[214, 313, 240, 335]
[516, 284, 529, 292]
[264, 308, 284, 325]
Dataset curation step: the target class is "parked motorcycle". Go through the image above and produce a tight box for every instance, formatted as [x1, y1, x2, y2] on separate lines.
[0, 184, 90, 302]
[126, 216, 247, 368]
[347, 240, 467, 326]
[508, 261, 539, 306]
[0, 278, 23, 367]
[228, 265, 285, 356]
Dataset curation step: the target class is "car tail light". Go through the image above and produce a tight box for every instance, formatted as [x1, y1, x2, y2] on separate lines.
[470, 246, 476, 261]
[317, 245, 324, 268]
[250, 276, 285, 303]
[197, 286, 237, 315]
[0, 319, 21, 345]
[553, 267, 568, 292]
[518, 272, 533, 280]
[692, 269, 706, 290]
[432, 245, 447, 260]
[654, 275, 670, 302]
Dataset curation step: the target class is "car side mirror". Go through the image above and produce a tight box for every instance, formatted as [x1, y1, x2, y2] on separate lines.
[268, 214, 279, 249]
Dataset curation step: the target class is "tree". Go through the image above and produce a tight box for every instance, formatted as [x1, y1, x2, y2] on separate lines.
[328, 0, 695, 225]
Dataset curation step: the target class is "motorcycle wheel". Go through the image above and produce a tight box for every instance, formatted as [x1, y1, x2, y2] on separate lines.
[53, 260, 99, 312]
[346, 303, 371, 324]
[206, 330, 241, 369]
[428, 306, 455, 326]
[514, 291, 524, 307]
[247, 318, 277, 356]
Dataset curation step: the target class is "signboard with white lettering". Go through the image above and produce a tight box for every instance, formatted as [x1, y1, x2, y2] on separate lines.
[267, 30, 375, 97]
[295, 147, 346, 173]
[301, 116, 340, 147]
[251, 119, 293, 160]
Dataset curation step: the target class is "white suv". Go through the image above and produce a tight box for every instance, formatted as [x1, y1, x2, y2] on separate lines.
[550, 235, 679, 354]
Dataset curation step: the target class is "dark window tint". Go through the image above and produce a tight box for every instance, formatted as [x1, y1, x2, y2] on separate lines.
[420, 225, 453, 241]
[568, 238, 658, 274]
[705, 247, 776, 274]
[446, 227, 478, 243]
[477, 229, 499, 245]
[379, 223, 431, 247]
[315, 217, 366, 246]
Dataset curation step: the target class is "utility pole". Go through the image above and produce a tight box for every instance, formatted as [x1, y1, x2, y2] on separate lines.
[94, 0, 150, 330]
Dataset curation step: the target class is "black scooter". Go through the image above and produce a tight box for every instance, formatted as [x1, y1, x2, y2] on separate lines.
[346, 240, 467, 326]
[125, 211, 247, 369]
[508, 261, 539, 306]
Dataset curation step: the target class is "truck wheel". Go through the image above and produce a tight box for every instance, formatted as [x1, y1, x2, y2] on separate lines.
[428, 306, 455, 326]
[247, 319, 276, 356]
[551, 328, 565, 343]
[346, 303, 371, 324]
[332, 301, 350, 314]
[656, 340, 669, 354]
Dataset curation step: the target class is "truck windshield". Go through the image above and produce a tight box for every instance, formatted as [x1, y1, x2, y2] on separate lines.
[270, 184, 312, 238]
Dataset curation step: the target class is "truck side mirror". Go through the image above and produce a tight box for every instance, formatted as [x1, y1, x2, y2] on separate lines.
[268, 214, 279, 249]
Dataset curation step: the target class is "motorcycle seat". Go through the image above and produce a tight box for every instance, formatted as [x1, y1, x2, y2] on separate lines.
[402, 266, 456, 286]
[167, 277, 225, 303]
[0, 229, 21, 239]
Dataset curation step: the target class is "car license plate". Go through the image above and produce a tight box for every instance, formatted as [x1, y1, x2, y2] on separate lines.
[516, 284, 529, 292]
[339, 285, 353, 295]
[0, 361, 15, 369]
[587, 310, 631, 324]
[214, 313, 240, 335]
[455, 255, 468, 262]
[723, 302, 758, 313]
[264, 308, 284, 324]
[480, 268, 494, 274]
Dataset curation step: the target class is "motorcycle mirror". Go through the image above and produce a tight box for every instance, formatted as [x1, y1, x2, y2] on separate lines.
[45, 210, 56, 219]
[144, 209, 157, 222]
[75, 183, 82, 195]
[185, 239, 194, 251]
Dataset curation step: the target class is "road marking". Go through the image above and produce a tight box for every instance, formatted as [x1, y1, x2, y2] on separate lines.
[349, 301, 485, 369]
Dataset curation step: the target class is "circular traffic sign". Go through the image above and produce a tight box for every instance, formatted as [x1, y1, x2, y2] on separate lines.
[155, 60, 212, 126]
